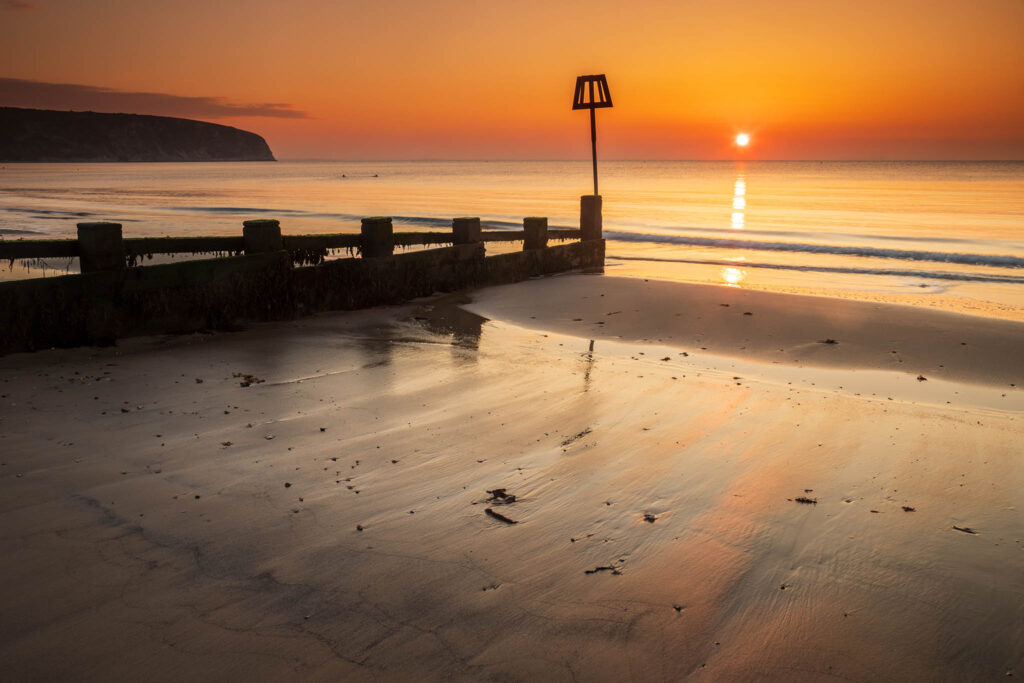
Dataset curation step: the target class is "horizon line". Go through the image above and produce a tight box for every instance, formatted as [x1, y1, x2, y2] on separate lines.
[275, 158, 1024, 163]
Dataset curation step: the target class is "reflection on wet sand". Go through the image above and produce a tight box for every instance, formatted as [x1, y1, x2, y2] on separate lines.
[408, 292, 485, 350]
[355, 333, 397, 369]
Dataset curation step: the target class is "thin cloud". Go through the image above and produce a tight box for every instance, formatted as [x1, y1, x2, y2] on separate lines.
[2, 1, 37, 10]
[0, 78, 308, 119]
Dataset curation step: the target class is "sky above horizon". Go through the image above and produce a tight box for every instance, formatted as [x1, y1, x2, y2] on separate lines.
[2, 0, 1023, 160]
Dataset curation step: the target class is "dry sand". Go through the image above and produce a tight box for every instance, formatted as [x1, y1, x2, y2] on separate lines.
[1, 273, 1021, 681]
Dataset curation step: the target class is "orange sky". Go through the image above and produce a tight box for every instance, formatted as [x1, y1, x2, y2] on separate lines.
[2, 0, 1022, 159]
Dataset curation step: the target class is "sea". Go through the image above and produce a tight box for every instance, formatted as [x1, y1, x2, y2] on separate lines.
[2, 160, 1023, 320]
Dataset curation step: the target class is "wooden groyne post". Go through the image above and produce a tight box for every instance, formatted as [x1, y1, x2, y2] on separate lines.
[452, 217, 481, 245]
[243, 219, 283, 254]
[77, 222, 125, 273]
[523, 217, 548, 250]
[580, 195, 602, 241]
[361, 217, 395, 257]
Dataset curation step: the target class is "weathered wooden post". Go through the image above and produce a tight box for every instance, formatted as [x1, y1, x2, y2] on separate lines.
[360, 217, 394, 258]
[580, 195, 603, 241]
[77, 222, 125, 272]
[452, 217, 481, 245]
[523, 217, 548, 250]
[242, 219, 283, 254]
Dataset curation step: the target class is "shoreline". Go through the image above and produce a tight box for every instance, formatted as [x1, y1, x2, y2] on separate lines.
[466, 274, 1024, 389]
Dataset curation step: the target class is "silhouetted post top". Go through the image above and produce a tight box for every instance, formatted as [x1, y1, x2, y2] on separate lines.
[572, 74, 612, 196]
[572, 75, 613, 110]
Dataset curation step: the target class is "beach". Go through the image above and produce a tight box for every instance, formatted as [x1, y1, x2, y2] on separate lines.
[1, 273, 1021, 681]
[5, 0, 1024, 676]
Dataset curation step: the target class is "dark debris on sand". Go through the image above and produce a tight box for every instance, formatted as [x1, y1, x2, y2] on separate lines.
[485, 507, 518, 524]
[585, 565, 622, 576]
[233, 372, 265, 387]
[561, 428, 592, 446]
[486, 488, 517, 504]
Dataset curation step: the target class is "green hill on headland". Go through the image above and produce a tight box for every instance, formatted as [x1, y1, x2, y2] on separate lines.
[0, 107, 275, 162]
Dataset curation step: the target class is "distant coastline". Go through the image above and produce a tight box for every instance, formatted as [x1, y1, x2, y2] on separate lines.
[0, 107, 275, 162]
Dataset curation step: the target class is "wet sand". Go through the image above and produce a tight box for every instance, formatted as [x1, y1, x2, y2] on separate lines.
[1, 274, 1021, 681]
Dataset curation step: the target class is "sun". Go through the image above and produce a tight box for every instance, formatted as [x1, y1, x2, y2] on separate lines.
[735, 133, 751, 147]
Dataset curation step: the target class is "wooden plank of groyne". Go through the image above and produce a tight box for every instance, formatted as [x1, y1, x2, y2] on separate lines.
[478, 230, 579, 242]
[392, 231, 454, 247]
[0, 230, 583, 263]
[123, 236, 245, 256]
[283, 234, 362, 266]
[282, 234, 361, 251]
[549, 229, 582, 241]
[480, 231, 525, 242]
[0, 239, 80, 260]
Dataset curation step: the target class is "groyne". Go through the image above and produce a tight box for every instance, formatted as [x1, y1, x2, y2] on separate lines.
[0, 197, 605, 354]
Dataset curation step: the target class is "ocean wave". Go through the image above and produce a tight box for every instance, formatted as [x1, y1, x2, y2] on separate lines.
[166, 206, 302, 215]
[610, 218, 996, 247]
[3, 207, 95, 218]
[609, 254, 1024, 285]
[605, 231, 1024, 269]
[0, 227, 48, 236]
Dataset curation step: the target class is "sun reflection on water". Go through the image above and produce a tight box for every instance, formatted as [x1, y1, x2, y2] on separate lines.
[723, 169, 749, 286]
[731, 173, 746, 229]
[721, 266, 747, 287]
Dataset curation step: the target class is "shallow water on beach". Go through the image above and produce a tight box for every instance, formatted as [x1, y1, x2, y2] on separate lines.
[2, 160, 1022, 318]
